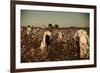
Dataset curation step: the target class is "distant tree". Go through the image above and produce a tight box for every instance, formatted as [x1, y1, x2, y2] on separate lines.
[48, 23, 52, 28]
[55, 24, 59, 28]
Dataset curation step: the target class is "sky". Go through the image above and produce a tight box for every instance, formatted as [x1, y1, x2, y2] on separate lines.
[21, 10, 89, 27]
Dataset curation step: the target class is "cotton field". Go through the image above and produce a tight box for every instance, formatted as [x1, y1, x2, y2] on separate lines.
[21, 26, 89, 63]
